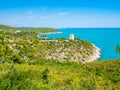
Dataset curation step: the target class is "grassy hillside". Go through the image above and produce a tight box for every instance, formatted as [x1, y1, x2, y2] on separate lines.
[17, 27, 58, 33]
[0, 59, 120, 90]
[0, 25, 15, 29]
[0, 25, 58, 33]
[0, 31, 99, 63]
[0, 25, 16, 33]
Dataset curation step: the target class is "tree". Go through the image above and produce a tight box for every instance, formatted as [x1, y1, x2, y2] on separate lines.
[115, 44, 120, 57]
[41, 68, 50, 84]
[56, 37, 66, 41]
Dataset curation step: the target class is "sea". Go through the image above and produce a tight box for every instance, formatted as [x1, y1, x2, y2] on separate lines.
[45, 28, 120, 60]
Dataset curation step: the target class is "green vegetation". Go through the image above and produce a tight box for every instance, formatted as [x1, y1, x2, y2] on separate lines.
[0, 24, 58, 33]
[115, 44, 120, 57]
[0, 30, 98, 63]
[17, 27, 58, 33]
[0, 25, 120, 90]
[0, 25, 16, 33]
[0, 25, 15, 29]
[0, 60, 120, 90]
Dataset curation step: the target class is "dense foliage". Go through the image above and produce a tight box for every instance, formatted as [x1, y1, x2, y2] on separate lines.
[115, 44, 120, 56]
[0, 60, 120, 90]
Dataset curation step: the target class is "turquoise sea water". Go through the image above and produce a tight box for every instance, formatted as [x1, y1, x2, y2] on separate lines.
[46, 28, 120, 60]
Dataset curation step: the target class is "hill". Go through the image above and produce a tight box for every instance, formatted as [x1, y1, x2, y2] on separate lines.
[17, 27, 58, 33]
[0, 25, 15, 29]
[0, 25, 58, 33]
[39, 39, 100, 62]
[0, 31, 100, 63]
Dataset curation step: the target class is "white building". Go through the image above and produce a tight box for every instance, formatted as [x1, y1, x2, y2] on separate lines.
[69, 34, 74, 40]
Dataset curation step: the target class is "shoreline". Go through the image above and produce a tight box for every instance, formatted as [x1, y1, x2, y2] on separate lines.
[38, 31, 63, 35]
[38, 31, 101, 63]
[86, 44, 101, 62]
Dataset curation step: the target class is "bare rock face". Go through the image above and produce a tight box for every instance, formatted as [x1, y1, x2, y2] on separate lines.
[43, 39, 101, 63]
[84, 45, 101, 62]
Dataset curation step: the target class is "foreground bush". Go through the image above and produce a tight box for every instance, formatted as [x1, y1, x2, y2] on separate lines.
[0, 59, 120, 90]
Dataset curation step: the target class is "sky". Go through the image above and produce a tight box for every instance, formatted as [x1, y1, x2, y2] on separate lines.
[0, 0, 120, 28]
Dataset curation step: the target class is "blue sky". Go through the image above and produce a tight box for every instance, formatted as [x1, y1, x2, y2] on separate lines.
[0, 0, 120, 28]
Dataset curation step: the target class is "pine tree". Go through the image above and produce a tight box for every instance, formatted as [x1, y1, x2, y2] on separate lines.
[115, 44, 120, 57]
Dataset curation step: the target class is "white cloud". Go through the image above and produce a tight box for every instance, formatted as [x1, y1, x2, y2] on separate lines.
[27, 15, 35, 18]
[40, 14, 57, 19]
[25, 10, 34, 15]
[24, 10, 36, 18]
[58, 12, 70, 16]
[40, 12, 70, 19]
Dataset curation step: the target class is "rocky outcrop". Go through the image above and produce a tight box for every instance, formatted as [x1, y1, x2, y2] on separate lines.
[84, 44, 101, 62]
[43, 39, 101, 63]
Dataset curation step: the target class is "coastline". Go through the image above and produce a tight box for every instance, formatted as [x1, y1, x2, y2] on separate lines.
[86, 44, 101, 62]
[37, 30, 101, 63]
[38, 32, 101, 63]
[38, 31, 63, 35]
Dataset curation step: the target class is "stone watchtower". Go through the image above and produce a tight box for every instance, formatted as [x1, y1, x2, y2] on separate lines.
[69, 34, 74, 40]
